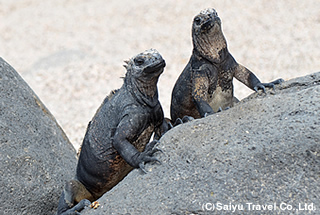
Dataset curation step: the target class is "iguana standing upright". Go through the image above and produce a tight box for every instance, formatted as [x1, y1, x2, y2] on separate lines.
[57, 49, 169, 215]
[170, 8, 283, 122]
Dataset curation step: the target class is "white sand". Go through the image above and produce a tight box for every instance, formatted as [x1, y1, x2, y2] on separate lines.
[1, 0, 319, 150]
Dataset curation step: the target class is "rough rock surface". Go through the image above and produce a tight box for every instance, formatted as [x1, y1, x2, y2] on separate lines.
[83, 72, 320, 215]
[0, 58, 77, 215]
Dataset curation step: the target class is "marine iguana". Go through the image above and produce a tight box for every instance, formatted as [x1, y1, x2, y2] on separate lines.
[57, 49, 169, 215]
[170, 8, 283, 121]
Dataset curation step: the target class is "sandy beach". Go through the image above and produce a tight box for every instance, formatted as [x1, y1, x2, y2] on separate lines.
[1, 0, 319, 150]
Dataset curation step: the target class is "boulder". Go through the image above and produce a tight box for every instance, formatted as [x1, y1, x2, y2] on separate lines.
[83, 72, 320, 215]
[0, 58, 77, 215]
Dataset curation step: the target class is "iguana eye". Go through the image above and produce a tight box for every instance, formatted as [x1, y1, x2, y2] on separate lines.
[134, 57, 145, 66]
[194, 17, 201, 25]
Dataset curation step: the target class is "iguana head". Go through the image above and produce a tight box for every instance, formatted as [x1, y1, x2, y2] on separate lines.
[125, 49, 165, 79]
[124, 49, 166, 101]
[192, 8, 228, 63]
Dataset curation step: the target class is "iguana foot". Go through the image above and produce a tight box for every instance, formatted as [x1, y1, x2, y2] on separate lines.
[173, 115, 194, 126]
[164, 117, 174, 129]
[254, 78, 284, 92]
[60, 199, 91, 215]
[271, 78, 285, 85]
[204, 107, 228, 117]
[136, 140, 162, 173]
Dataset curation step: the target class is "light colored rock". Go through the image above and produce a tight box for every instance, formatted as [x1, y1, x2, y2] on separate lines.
[83, 72, 320, 215]
[0, 58, 77, 215]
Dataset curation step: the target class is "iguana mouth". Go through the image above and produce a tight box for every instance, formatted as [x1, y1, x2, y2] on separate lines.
[144, 59, 166, 73]
[201, 17, 221, 32]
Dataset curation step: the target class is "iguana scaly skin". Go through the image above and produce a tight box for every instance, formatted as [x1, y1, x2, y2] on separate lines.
[170, 8, 283, 122]
[57, 49, 169, 215]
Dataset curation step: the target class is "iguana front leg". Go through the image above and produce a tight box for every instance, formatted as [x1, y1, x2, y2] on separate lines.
[234, 64, 284, 92]
[154, 118, 171, 140]
[112, 116, 160, 173]
[192, 68, 215, 117]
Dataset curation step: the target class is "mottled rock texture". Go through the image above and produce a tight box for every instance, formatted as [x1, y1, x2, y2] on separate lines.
[83, 72, 320, 215]
[0, 58, 77, 215]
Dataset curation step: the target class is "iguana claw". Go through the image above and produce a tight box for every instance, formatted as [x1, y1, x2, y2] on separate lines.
[173, 115, 194, 126]
[137, 140, 162, 173]
[254, 78, 284, 92]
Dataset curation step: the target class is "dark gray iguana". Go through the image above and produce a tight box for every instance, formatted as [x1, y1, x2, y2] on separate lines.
[57, 49, 169, 215]
[170, 8, 283, 122]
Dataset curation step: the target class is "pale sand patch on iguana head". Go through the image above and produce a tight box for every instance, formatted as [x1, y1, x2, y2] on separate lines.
[192, 8, 228, 64]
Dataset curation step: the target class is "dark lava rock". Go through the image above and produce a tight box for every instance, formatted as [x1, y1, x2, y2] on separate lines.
[0, 58, 77, 215]
[83, 72, 320, 215]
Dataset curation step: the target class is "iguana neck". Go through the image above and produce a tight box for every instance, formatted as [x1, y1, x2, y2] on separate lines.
[125, 75, 159, 108]
[193, 25, 228, 64]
